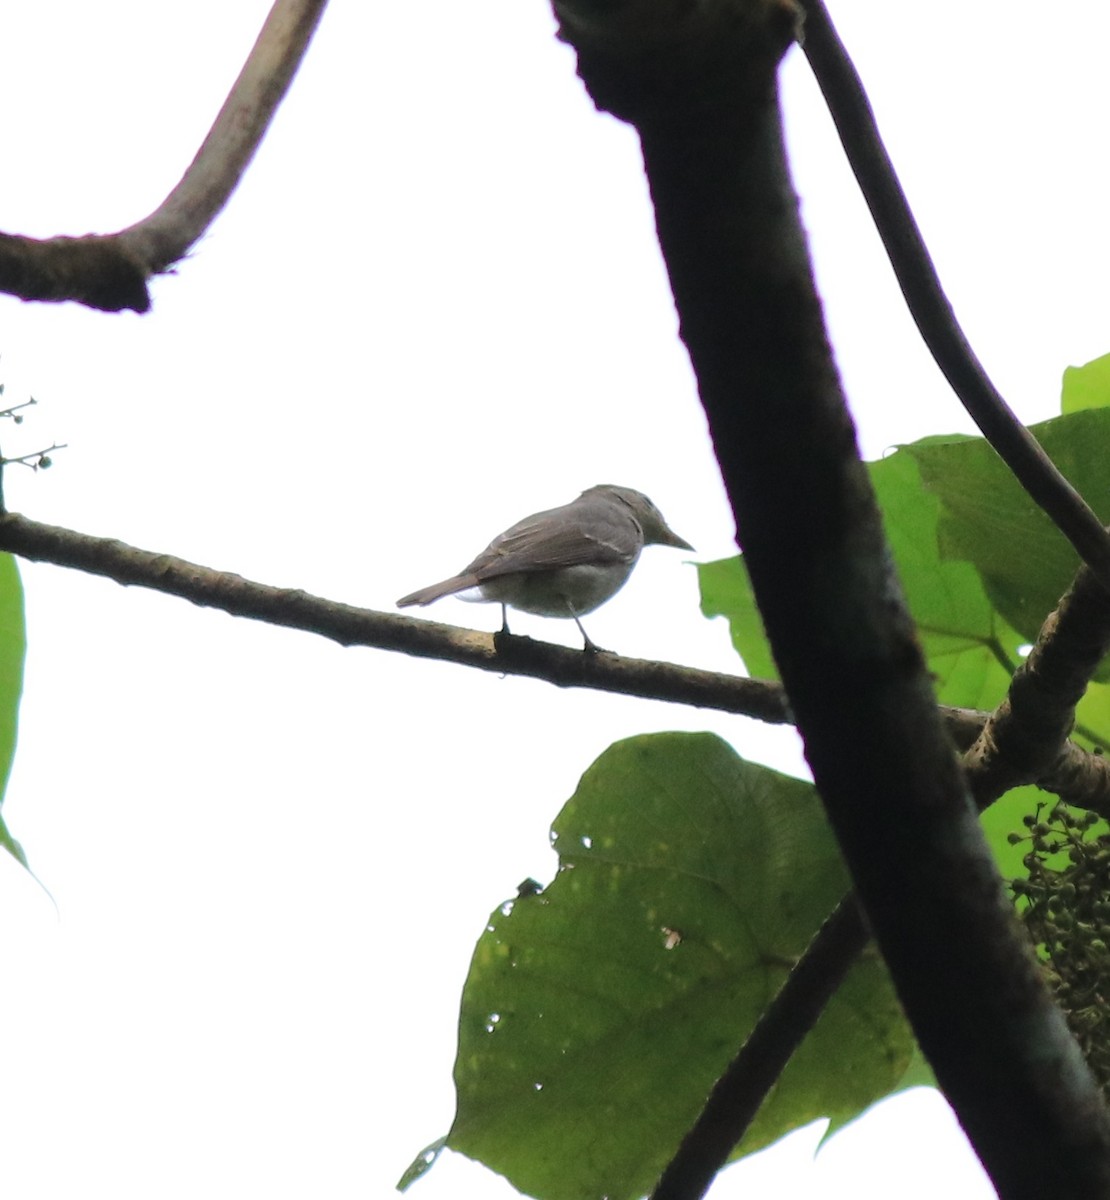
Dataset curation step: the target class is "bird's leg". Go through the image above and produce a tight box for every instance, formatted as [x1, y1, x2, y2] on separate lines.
[493, 603, 515, 651]
[571, 610, 602, 654]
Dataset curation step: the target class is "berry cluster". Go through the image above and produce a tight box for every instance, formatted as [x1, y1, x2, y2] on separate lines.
[1012, 801, 1110, 1093]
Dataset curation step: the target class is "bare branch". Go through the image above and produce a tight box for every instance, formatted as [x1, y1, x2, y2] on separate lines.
[116, 0, 327, 274]
[1041, 739, 1110, 815]
[948, 702, 1110, 819]
[0, 511, 789, 720]
[798, 0, 1110, 596]
[965, 564, 1110, 806]
[0, 0, 328, 313]
[0, 233, 152, 313]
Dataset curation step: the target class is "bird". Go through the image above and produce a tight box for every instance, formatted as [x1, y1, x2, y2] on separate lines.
[396, 484, 692, 651]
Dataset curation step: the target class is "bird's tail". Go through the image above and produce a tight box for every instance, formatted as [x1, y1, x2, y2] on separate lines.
[396, 574, 479, 608]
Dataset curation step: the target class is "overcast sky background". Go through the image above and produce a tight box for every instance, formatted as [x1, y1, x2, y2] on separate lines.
[0, 2, 1106, 1197]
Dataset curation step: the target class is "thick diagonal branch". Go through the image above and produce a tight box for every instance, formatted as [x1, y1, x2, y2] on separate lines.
[0, 0, 327, 313]
[551, 1, 1110, 1197]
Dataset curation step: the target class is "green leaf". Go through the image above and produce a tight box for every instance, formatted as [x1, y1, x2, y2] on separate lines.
[1076, 681, 1110, 750]
[0, 553, 26, 868]
[869, 450, 1024, 710]
[447, 733, 913, 1200]
[904, 408, 1110, 670]
[396, 1136, 447, 1192]
[1062, 352, 1110, 414]
[698, 556, 776, 679]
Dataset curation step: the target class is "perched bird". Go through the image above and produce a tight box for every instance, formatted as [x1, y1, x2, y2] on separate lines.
[397, 484, 692, 651]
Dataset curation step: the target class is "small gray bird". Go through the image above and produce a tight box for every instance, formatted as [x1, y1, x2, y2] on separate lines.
[397, 484, 692, 650]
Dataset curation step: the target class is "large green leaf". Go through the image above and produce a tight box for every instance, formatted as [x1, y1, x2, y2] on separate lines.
[446, 733, 914, 1200]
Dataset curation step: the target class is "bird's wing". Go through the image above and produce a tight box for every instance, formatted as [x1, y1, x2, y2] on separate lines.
[465, 502, 640, 581]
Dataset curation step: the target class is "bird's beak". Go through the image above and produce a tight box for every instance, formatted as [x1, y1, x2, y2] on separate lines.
[660, 527, 694, 552]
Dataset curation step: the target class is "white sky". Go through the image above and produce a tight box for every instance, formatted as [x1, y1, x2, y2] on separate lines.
[0, 1, 1106, 1197]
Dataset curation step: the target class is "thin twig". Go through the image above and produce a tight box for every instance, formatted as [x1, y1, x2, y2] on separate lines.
[116, 0, 328, 274]
[0, 0, 328, 312]
[798, 0, 1110, 596]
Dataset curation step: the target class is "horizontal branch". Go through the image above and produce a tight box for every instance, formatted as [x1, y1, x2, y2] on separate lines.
[0, 0, 328, 312]
[4, 508, 1110, 816]
[0, 511, 788, 720]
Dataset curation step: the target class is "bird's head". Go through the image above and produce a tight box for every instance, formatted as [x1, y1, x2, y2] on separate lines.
[586, 485, 693, 550]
